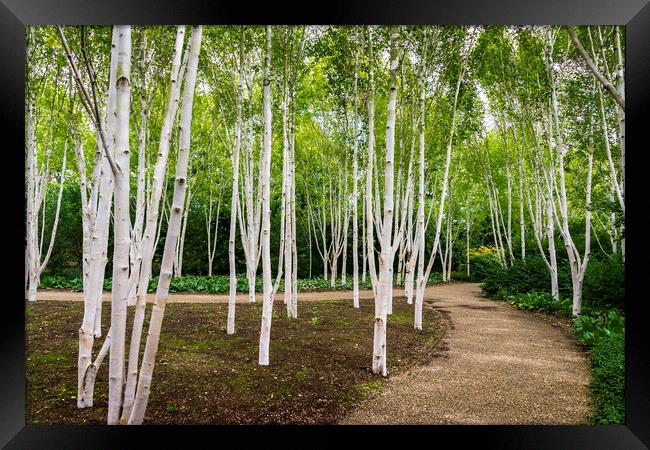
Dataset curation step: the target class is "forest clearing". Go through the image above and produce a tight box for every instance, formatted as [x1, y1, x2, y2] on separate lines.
[25, 25, 624, 425]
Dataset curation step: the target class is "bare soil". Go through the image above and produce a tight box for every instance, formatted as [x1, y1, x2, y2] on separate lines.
[25, 294, 445, 424]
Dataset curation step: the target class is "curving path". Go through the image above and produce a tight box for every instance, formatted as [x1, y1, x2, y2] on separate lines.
[340, 282, 592, 424]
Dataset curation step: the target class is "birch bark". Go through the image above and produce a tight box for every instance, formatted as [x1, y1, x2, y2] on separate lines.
[414, 39, 467, 330]
[227, 27, 244, 334]
[76, 26, 119, 408]
[352, 30, 360, 307]
[372, 26, 399, 376]
[107, 25, 132, 425]
[128, 25, 202, 425]
[258, 26, 274, 366]
[121, 26, 186, 422]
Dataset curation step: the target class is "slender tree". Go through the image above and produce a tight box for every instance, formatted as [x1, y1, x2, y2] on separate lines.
[258, 25, 274, 366]
[128, 25, 202, 424]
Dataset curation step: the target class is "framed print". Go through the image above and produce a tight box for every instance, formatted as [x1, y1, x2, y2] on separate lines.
[2, 0, 649, 447]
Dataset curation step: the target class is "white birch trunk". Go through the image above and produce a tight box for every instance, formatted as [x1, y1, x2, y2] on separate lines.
[76, 26, 119, 408]
[414, 38, 467, 330]
[352, 33, 360, 307]
[120, 26, 186, 423]
[128, 26, 202, 425]
[405, 50, 428, 305]
[227, 28, 244, 335]
[372, 26, 399, 377]
[258, 26, 274, 366]
[365, 27, 378, 295]
[106, 25, 132, 425]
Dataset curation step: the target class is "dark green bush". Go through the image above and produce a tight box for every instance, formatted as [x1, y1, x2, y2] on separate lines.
[590, 333, 625, 424]
[39, 275, 70, 289]
[40, 275, 84, 291]
[450, 270, 471, 281]
[428, 272, 443, 285]
[479, 255, 573, 300]
[582, 255, 625, 309]
[468, 254, 501, 282]
[480, 256, 551, 299]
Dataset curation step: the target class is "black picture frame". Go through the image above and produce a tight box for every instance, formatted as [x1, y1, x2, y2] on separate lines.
[2, 0, 648, 447]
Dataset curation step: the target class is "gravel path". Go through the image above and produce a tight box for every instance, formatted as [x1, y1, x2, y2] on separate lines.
[340, 282, 592, 424]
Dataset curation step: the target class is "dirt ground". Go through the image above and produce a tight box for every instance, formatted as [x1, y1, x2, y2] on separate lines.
[340, 282, 593, 424]
[25, 294, 445, 424]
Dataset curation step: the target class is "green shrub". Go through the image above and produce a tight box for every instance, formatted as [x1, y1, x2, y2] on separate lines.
[479, 255, 572, 300]
[39, 275, 84, 291]
[428, 272, 443, 285]
[39, 275, 69, 289]
[590, 333, 625, 424]
[583, 255, 624, 309]
[450, 270, 471, 281]
[574, 310, 625, 346]
[468, 253, 501, 282]
[505, 291, 572, 316]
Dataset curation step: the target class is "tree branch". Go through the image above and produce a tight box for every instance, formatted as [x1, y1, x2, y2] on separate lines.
[565, 26, 625, 111]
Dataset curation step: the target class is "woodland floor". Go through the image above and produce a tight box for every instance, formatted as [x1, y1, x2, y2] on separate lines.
[25, 293, 445, 424]
[26, 282, 592, 424]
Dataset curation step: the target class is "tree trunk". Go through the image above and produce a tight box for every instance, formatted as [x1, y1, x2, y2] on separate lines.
[415, 38, 467, 330]
[227, 27, 244, 335]
[76, 26, 119, 408]
[365, 27, 378, 296]
[106, 25, 132, 425]
[128, 26, 202, 425]
[258, 26, 274, 366]
[120, 26, 186, 423]
[352, 31, 360, 307]
[372, 26, 399, 377]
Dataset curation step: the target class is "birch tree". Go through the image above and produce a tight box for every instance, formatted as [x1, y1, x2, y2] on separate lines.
[351, 29, 360, 307]
[25, 74, 68, 302]
[545, 28, 593, 317]
[106, 25, 132, 425]
[414, 30, 470, 330]
[56, 25, 120, 408]
[258, 25, 274, 366]
[227, 27, 244, 334]
[371, 25, 399, 376]
[121, 26, 187, 422]
[128, 25, 202, 425]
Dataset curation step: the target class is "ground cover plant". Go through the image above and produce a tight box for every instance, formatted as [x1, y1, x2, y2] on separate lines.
[39, 274, 444, 294]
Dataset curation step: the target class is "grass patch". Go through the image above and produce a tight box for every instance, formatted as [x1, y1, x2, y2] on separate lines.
[357, 380, 385, 398]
